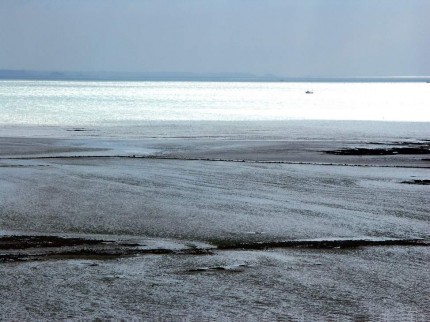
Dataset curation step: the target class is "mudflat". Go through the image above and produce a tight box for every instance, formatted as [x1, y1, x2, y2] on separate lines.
[0, 122, 429, 320]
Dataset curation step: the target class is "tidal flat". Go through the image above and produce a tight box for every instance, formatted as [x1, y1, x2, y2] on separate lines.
[0, 121, 429, 320]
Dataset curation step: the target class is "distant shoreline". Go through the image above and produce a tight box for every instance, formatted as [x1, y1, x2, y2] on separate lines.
[1, 70, 429, 83]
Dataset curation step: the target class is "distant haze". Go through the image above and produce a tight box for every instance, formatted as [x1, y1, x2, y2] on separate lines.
[0, 0, 429, 77]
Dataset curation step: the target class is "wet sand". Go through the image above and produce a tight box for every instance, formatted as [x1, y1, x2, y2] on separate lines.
[0, 122, 429, 320]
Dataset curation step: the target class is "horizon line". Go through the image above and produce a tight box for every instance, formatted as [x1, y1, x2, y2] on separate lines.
[0, 69, 429, 82]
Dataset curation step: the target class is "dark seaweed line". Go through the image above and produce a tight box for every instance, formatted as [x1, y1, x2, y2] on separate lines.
[216, 238, 430, 250]
[1, 155, 429, 169]
[325, 147, 430, 156]
[1, 238, 428, 262]
[0, 247, 213, 262]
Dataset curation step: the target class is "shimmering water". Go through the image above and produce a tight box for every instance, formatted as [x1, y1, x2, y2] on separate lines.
[1, 80, 429, 125]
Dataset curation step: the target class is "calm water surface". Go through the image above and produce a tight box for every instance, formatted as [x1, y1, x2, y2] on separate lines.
[1, 80, 429, 126]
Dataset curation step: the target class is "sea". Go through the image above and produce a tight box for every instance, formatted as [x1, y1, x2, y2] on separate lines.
[0, 80, 429, 140]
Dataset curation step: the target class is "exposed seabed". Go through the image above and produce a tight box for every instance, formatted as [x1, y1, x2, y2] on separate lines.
[0, 121, 429, 320]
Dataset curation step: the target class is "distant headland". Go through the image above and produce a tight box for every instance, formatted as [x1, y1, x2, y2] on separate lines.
[0, 69, 429, 82]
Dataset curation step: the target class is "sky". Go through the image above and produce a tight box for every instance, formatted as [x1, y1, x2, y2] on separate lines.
[0, 0, 429, 77]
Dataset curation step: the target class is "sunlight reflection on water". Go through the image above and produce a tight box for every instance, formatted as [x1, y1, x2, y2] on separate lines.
[1, 81, 429, 125]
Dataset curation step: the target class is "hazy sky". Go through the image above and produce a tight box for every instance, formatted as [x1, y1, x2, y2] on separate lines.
[1, 0, 429, 77]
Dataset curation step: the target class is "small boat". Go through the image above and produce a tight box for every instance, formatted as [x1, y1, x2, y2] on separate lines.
[305, 90, 313, 94]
